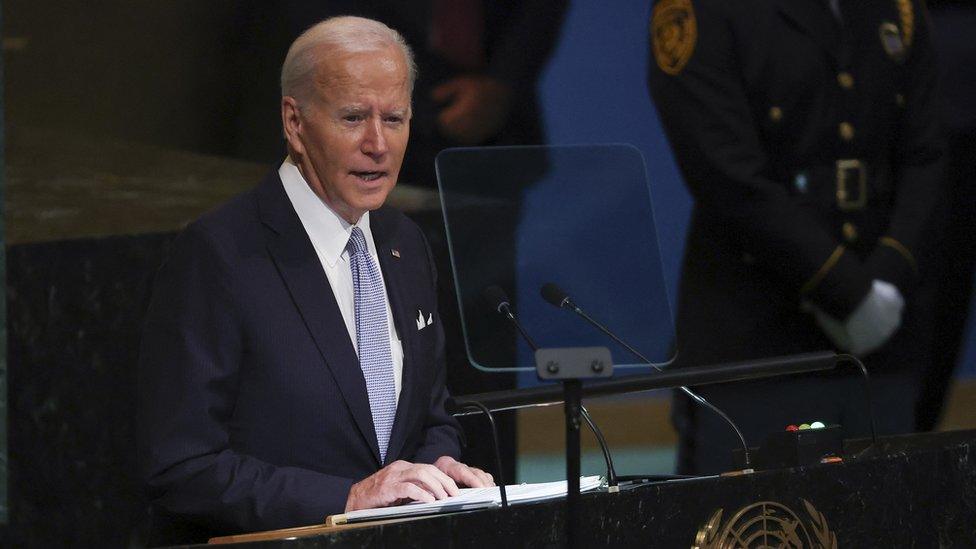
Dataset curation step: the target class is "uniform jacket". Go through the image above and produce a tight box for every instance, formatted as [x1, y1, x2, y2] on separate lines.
[648, 0, 946, 366]
[137, 172, 461, 542]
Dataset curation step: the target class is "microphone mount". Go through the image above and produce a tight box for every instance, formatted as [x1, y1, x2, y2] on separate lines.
[541, 282, 754, 468]
[483, 284, 612, 549]
[482, 285, 540, 351]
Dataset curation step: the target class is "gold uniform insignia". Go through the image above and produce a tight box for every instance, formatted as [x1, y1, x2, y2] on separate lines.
[652, 0, 697, 75]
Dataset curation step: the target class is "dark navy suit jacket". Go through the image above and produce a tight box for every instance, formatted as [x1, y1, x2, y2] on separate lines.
[137, 171, 461, 542]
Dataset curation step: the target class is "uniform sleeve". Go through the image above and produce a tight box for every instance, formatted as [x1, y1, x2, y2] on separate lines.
[137, 224, 355, 535]
[647, 0, 872, 319]
[864, 2, 947, 295]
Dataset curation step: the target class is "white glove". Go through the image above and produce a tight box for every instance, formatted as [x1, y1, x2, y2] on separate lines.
[806, 279, 905, 356]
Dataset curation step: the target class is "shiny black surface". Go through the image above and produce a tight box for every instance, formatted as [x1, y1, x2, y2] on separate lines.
[196, 430, 976, 548]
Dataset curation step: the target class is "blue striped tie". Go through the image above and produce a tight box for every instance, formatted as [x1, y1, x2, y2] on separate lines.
[347, 227, 397, 463]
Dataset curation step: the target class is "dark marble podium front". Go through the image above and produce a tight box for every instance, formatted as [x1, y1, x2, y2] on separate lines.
[202, 429, 976, 548]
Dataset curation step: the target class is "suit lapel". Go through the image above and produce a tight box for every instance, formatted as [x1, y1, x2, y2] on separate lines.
[371, 209, 416, 462]
[776, 0, 843, 64]
[256, 174, 382, 465]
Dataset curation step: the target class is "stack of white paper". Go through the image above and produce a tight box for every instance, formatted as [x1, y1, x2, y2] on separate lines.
[331, 476, 603, 525]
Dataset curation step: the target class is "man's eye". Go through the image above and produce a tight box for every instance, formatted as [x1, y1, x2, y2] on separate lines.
[343, 115, 365, 122]
[384, 116, 404, 124]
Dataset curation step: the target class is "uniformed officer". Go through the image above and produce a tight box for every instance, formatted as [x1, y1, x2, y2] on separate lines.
[648, 0, 946, 474]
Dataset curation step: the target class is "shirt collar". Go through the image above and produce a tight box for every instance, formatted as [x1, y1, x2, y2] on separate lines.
[279, 157, 375, 268]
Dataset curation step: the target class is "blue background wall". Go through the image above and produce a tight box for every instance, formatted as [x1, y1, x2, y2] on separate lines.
[540, 1, 689, 313]
[535, 0, 976, 378]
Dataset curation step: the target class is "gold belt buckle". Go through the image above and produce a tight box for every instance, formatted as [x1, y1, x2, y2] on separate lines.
[836, 159, 867, 211]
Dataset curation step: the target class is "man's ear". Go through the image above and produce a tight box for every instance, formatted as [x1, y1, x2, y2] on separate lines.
[281, 96, 305, 157]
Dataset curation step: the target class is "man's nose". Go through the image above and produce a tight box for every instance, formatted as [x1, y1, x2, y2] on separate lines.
[361, 117, 388, 157]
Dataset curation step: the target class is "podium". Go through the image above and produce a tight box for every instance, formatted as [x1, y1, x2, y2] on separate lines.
[207, 430, 976, 547]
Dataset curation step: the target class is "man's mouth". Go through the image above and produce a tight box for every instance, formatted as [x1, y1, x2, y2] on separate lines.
[351, 171, 387, 182]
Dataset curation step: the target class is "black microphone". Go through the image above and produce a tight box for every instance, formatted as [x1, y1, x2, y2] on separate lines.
[541, 282, 575, 310]
[483, 284, 513, 316]
[540, 282, 754, 469]
[482, 284, 620, 487]
[482, 285, 539, 350]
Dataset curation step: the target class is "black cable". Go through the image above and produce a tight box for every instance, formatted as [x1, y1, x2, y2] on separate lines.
[836, 353, 879, 457]
[565, 301, 752, 468]
[508, 313, 540, 351]
[458, 400, 508, 508]
[482, 284, 540, 350]
[580, 405, 618, 488]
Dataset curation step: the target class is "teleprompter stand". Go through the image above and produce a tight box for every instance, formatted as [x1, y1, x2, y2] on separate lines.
[449, 351, 839, 547]
[535, 347, 613, 549]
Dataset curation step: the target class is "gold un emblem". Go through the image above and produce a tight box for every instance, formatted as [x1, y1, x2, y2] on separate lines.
[694, 499, 837, 549]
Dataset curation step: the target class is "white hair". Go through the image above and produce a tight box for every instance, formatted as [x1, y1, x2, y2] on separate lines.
[280, 16, 417, 104]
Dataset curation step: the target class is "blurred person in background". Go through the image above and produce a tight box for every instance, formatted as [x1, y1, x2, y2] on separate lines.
[232, 1, 568, 188]
[648, 0, 946, 474]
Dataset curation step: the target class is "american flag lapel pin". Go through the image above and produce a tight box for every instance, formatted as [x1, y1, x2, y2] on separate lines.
[391, 248, 400, 258]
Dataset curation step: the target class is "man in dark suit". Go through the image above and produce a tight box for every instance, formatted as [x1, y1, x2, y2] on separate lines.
[137, 16, 491, 543]
[228, 2, 568, 484]
[648, 0, 946, 474]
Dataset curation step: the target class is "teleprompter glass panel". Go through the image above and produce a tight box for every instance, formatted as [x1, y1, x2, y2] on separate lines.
[436, 144, 675, 372]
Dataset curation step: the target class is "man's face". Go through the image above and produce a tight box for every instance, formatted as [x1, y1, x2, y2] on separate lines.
[284, 45, 411, 224]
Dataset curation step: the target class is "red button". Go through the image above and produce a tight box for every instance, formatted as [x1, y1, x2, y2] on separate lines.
[786, 425, 799, 431]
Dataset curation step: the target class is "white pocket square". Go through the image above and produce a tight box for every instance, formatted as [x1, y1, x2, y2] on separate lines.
[416, 309, 433, 330]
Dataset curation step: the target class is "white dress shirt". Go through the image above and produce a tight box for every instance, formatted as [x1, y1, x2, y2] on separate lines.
[279, 158, 403, 400]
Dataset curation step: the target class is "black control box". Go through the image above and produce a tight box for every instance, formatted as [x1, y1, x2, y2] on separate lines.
[732, 426, 844, 470]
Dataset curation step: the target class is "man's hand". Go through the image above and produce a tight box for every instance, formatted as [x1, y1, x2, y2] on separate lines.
[431, 75, 514, 145]
[345, 460, 460, 512]
[434, 455, 494, 488]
